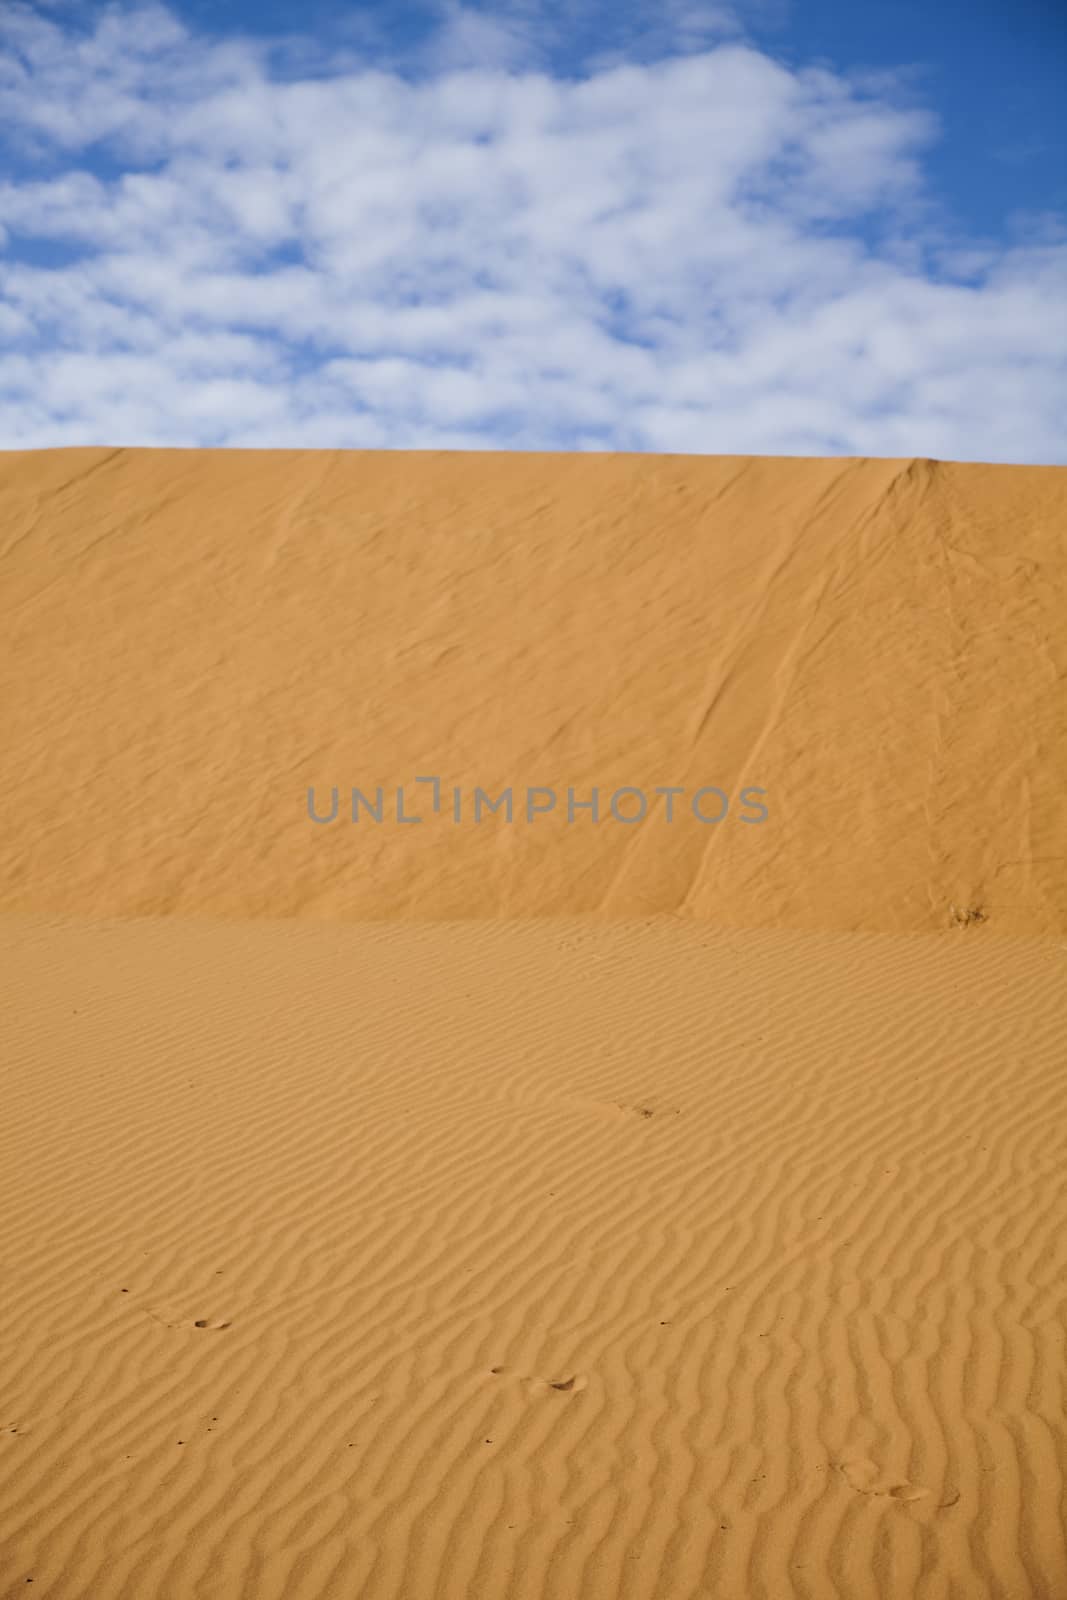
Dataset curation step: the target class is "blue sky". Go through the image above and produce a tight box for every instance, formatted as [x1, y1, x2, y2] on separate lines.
[0, 0, 1064, 459]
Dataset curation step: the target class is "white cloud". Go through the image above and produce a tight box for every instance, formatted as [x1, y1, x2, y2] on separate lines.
[0, 1, 1064, 461]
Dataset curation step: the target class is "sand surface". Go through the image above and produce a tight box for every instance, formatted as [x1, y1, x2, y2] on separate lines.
[2, 447, 1066, 934]
[1, 448, 1066, 1598]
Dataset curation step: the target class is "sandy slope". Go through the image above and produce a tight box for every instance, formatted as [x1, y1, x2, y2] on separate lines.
[1, 912, 1065, 1600]
[1, 447, 1066, 1599]
[1, 447, 1065, 934]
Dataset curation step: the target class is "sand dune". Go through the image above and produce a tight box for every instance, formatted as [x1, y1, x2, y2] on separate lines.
[1, 447, 1066, 1598]
[1, 447, 1065, 933]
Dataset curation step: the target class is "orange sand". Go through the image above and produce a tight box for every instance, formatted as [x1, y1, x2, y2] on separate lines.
[1, 448, 1065, 1598]
[2, 447, 1065, 934]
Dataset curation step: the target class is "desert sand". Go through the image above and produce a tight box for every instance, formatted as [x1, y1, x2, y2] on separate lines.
[1, 447, 1065, 1599]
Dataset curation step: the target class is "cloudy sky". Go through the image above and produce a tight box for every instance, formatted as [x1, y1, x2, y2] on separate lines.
[1, 0, 1064, 460]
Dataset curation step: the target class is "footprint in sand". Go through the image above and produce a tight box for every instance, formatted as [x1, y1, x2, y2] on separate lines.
[835, 1456, 932, 1505]
[885, 1482, 930, 1504]
[146, 1307, 231, 1331]
[619, 1103, 681, 1120]
[489, 1366, 589, 1394]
